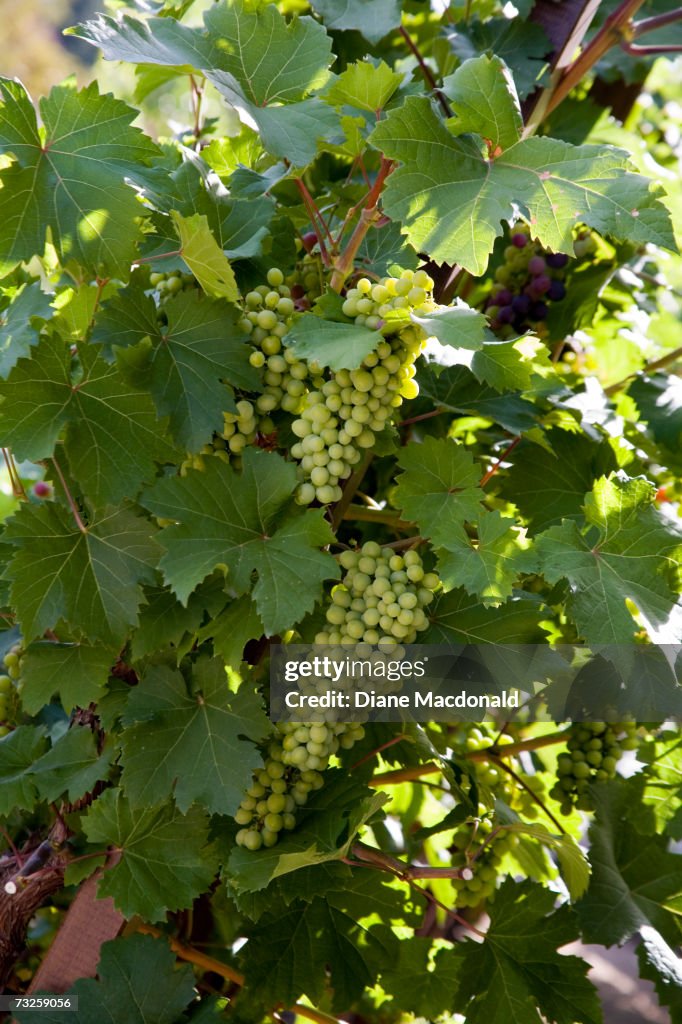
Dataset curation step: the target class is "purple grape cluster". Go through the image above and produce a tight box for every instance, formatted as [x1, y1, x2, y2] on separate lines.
[485, 226, 570, 335]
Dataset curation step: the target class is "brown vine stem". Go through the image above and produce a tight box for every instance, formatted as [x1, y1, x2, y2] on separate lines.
[369, 729, 572, 787]
[604, 344, 682, 396]
[349, 843, 486, 938]
[136, 925, 340, 1024]
[330, 158, 394, 293]
[545, 0, 649, 117]
[398, 26, 453, 119]
[51, 456, 87, 533]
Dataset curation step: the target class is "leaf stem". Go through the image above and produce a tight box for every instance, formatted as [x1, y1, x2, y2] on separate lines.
[488, 752, 567, 835]
[294, 178, 332, 266]
[398, 26, 452, 118]
[479, 436, 522, 488]
[632, 7, 682, 37]
[398, 407, 445, 428]
[349, 733, 410, 770]
[51, 456, 88, 534]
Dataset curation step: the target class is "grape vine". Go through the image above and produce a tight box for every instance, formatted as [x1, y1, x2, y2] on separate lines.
[0, 0, 680, 1021]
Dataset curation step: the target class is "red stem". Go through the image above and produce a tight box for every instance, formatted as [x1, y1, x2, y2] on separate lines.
[632, 8, 682, 37]
[479, 436, 522, 488]
[399, 26, 452, 118]
[51, 456, 88, 533]
[294, 178, 332, 266]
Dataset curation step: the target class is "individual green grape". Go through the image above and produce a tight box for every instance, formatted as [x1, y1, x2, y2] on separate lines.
[550, 720, 639, 814]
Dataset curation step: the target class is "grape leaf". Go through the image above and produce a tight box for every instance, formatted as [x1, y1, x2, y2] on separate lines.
[502, 430, 619, 532]
[130, 585, 213, 662]
[629, 373, 682, 467]
[0, 79, 160, 275]
[418, 364, 539, 434]
[380, 939, 460, 1018]
[0, 725, 47, 815]
[3, 503, 161, 645]
[577, 781, 682, 947]
[14, 934, 196, 1024]
[425, 589, 546, 644]
[146, 157, 274, 262]
[0, 282, 52, 379]
[243, 896, 396, 1012]
[20, 641, 115, 714]
[369, 92, 673, 274]
[411, 302, 489, 353]
[443, 55, 523, 153]
[451, 879, 602, 1024]
[504, 823, 590, 900]
[30, 727, 112, 803]
[637, 926, 682, 1019]
[394, 436, 485, 544]
[445, 18, 550, 100]
[325, 61, 404, 113]
[357, 220, 419, 277]
[119, 658, 269, 815]
[141, 449, 339, 635]
[82, 788, 219, 921]
[437, 511, 538, 604]
[285, 314, 381, 370]
[196, 594, 264, 668]
[228, 770, 389, 892]
[638, 731, 682, 839]
[536, 474, 682, 643]
[75, 2, 338, 166]
[170, 212, 238, 301]
[309, 0, 401, 45]
[95, 286, 258, 451]
[0, 335, 177, 507]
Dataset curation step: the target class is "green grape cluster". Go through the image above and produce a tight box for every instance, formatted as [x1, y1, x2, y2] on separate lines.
[447, 725, 523, 905]
[314, 542, 440, 646]
[239, 268, 312, 417]
[341, 268, 435, 328]
[149, 270, 196, 299]
[450, 818, 520, 907]
[0, 643, 23, 740]
[291, 327, 427, 505]
[234, 721, 365, 851]
[551, 720, 639, 814]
